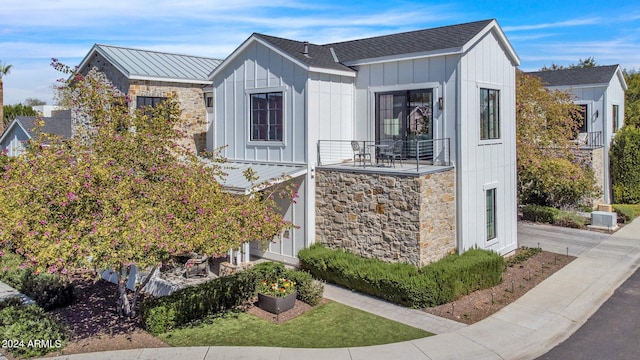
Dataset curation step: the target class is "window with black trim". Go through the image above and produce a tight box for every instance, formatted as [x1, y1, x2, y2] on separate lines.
[480, 88, 500, 140]
[486, 188, 497, 241]
[574, 104, 588, 133]
[136, 96, 166, 109]
[613, 105, 619, 133]
[250, 92, 283, 142]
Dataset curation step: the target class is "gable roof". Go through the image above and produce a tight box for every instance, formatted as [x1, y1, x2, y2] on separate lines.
[0, 110, 73, 144]
[78, 44, 223, 84]
[329, 19, 495, 64]
[526, 65, 628, 90]
[253, 34, 354, 73]
[210, 19, 519, 79]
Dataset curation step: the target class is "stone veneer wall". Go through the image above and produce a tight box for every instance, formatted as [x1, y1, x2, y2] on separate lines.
[76, 53, 208, 154]
[315, 168, 456, 267]
[129, 81, 208, 154]
[575, 147, 605, 205]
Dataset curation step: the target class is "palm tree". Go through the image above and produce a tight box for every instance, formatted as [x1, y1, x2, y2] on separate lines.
[0, 61, 13, 134]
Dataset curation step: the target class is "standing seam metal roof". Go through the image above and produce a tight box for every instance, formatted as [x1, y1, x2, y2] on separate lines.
[93, 44, 223, 82]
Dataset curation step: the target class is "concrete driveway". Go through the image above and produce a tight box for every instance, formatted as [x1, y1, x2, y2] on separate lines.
[518, 221, 610, 256]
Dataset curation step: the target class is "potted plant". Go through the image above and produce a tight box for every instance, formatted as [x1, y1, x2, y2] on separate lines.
[257, 277, 297, 314]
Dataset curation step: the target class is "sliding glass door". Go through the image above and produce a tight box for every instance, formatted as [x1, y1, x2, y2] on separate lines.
[376, 89, 433, 158]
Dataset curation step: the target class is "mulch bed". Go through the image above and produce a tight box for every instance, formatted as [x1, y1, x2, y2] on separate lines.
[423, 250, 575, 324]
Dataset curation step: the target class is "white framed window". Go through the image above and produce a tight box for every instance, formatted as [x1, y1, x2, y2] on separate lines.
[485, 186, 497, 242]
[480, 88, 500, 140]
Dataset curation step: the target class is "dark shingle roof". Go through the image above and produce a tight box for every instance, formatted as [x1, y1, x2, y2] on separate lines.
[253, 19, 494, 71]
[253, 34, 354, 72]
[526, 65, 620, 87]
[328, 19, 494, 63]
[16, 110, 72, 139]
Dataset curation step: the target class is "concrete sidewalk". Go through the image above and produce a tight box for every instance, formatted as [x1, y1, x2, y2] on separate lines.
[34, 217, 640, 360]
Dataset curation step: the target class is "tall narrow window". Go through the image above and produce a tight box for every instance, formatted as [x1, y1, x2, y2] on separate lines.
[613, 105, 619, 133]
[575, 104, 588, 133]
[486, 188, 497, 241]
[250, 92, 283, 142]
[480, 88, 500, 140]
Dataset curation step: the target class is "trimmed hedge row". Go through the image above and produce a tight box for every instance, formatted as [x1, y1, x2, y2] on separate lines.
[140, 262, 324, 334]
[298, 244, 504, 308]
[521, 204, 585, 228]
[140, 270, 257, 335]
[521, 204, 561, 223]
[613, 204, 635, 223]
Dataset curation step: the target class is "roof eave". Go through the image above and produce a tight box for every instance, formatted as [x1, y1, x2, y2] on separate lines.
[210, 35, 312, 80]
[615, 66, 629, 91]
[545, 83, 610, 89]
[308, 66, 356, 77]
[128, 75, 213, 85]
[462, 19, 520, 66]
[0, 119, 31, 144]
[343, 47, 463, 66]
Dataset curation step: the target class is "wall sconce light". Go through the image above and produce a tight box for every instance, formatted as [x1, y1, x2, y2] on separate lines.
[438, 97, 443, 110]
[594, 110, 599, 118]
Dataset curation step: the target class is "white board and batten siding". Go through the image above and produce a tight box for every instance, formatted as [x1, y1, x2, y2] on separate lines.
[209, 41, 307, 163]
[458, 29, 518, 255]
[352, 55, 457, 146]
[544, 68, 626, 204]
[209, 40, 311, 264]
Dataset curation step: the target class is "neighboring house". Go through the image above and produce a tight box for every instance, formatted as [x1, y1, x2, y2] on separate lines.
[75, 44, 223, 154]
[0, 110, 72, 156]
[32, 105, 63, 117]
[207, 19, 520, 266]
[527, 65, 628, 204]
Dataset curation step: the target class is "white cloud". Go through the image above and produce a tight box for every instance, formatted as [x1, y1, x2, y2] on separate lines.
[503, 18, 600, 32]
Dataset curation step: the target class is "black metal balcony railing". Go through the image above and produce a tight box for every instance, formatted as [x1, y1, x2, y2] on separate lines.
[317, 138, 451, 172]
[575, 131, 603, 149]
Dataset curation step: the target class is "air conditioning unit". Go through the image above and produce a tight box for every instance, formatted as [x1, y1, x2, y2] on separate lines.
[590, 211, 617, 231]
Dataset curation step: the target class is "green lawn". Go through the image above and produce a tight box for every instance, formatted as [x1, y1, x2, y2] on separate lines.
[159, 301, 432, 348]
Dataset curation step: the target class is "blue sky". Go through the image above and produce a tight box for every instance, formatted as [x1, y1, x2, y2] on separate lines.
[1, 0, 639, 105]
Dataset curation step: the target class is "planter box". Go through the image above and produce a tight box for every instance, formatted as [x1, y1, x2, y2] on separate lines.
[257, 291, 297, 314]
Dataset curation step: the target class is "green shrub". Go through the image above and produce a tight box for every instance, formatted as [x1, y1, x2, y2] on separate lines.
[555, 212, 586, 228]
[286, 270, 324, 306]
[250, 262, 325, 306]
[0, 252, 75, 310]
[613, 204, 635, 223]
[0, 252, 30, 289]
[298, 244, 504, 308]
[21, 273, 75, 311]
[521, 204, 561, 223]
[506, 246, 542, 267]
[0, 304, 67, 358]
[610, 126, 640, 203]
[251, 261, 287, 283]
[140, 270, 258, 335]
[0, 296, 24, 310]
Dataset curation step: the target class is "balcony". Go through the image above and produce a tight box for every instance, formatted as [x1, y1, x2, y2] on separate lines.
[576, 131, 603, 149]
[316, 138, 452, 175]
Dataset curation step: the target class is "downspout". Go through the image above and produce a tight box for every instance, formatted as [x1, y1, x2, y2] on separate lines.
[602, 91, 611, 204]
[454, 58, 463, 254]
